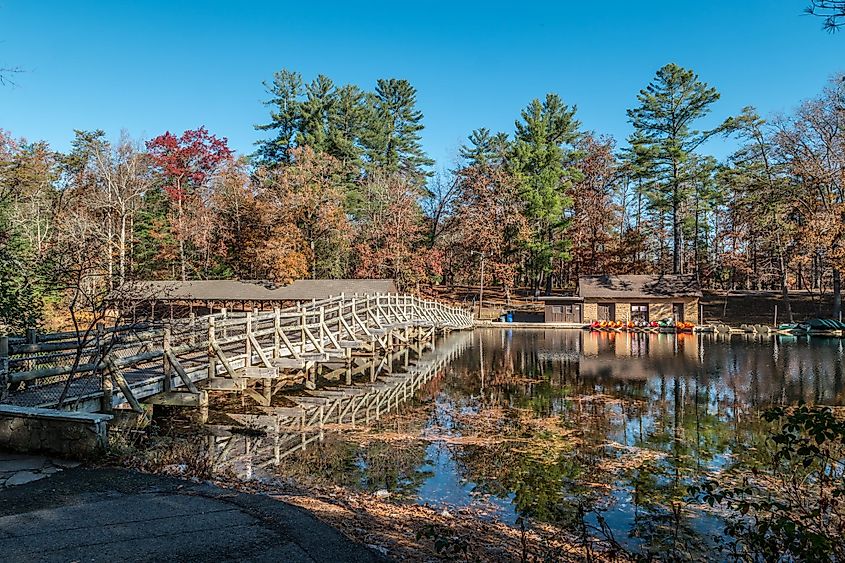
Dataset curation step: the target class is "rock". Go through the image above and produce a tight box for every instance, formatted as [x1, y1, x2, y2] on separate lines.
[6, 471, 48, 486]
[440, 508, 452, 518]
[366, 544, 389, 556]
[374, 489, 390, 499]
[0, 456, 48, 473]
[51, 459, 81, 469]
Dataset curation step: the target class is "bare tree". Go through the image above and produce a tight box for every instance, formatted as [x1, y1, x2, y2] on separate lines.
[89, 133, 152, 286]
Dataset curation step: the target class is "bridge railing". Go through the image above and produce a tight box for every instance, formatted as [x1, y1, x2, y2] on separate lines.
[0, 293, 473, 409]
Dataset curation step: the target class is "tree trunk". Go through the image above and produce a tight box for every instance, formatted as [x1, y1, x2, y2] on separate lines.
[833, 267, 842, 320]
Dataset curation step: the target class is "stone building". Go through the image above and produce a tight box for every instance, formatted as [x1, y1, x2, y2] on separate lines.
[578, 274, 701, 324]
[542, 274, 702, 324]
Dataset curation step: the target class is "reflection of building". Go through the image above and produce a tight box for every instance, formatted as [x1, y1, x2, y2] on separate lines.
[542, 275, 702, 324]
[579, 331, 701, 380]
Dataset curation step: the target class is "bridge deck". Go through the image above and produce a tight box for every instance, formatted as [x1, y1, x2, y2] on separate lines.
[1, 294, 473, 413]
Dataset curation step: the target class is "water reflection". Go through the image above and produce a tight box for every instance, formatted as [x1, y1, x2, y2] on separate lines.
[436, 329, 845, 555]
[218, 329, 845, 556]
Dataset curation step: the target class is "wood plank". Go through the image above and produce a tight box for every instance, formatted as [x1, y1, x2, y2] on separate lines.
[243, 366, 279, 379]
[271, 358, 307, 370]
[143, 391, 205, 407]
[203, 377, 246, 391]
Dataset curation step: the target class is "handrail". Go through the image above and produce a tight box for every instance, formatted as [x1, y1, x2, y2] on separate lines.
[0, 293, 474, 402]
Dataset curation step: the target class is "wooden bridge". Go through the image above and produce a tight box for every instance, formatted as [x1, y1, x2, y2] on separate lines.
[0, 294, 474, 419]
[209, 329, 474, 473]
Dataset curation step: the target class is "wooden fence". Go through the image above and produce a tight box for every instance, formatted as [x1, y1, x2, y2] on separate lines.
[0, 294, 474, 413]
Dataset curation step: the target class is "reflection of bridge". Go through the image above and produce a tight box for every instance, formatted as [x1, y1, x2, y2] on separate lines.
[0, 295, 473, 452]
[209, 330, 474, 475]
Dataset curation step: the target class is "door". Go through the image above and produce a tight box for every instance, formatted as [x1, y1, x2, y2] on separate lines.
[597, 303, 615, 321]
[673, 303, 685, 322]
[563, 304, 581, 323]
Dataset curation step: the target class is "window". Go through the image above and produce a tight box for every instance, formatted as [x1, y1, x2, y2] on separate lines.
[631, 304, 649, 322]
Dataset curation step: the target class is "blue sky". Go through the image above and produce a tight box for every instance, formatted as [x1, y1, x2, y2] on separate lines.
[1, 1, 843, 169]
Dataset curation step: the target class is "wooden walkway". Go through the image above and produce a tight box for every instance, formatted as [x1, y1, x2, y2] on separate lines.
[0, 294, 474, 414]
[209, 330, 474, 470]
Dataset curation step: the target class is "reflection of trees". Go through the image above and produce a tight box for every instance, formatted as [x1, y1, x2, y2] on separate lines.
[274, 433, 432, 498]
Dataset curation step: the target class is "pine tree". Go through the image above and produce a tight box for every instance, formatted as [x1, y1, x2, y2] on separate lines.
[297, 74, 335, 153]
[509, 94, 581, 293]
[255, 69, 303, 165]
[327, 84, 369, 168]
[627, 63, 728, 274]
[364, 79, 433, 183]
[460, 128, 510, 167]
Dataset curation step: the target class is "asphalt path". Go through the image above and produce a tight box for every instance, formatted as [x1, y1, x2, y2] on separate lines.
[0, 465, 384, 562]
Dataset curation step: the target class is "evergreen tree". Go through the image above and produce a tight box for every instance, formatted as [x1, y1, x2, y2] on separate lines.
[255, 69, 303, 165]
[460, 128, 510, 167]
[509, 94, 581, 293]
[364, 79, 433, 183]
[627, 63, 728, 274]
[327, 84, 369, 167]
[297, 74, 335, 153]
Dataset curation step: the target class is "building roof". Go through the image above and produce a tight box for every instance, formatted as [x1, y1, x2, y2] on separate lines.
[577, 274, 702, 300]
[117, 279, 397, 302]
[274, 279, 397, 301]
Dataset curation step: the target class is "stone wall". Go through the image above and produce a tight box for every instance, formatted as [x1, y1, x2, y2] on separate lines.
[649, 302, 673, 322]
[581, 298, 701, 323]
[0, 406, 111, 458]
[615, 303, 631, 323]
[684, 300, 700, 324]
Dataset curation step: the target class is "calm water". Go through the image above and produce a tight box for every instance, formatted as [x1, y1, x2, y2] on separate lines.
[231, 329, 845, 556]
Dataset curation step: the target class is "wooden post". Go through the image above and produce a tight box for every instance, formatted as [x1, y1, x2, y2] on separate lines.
[319, 307, 325, 346]
[100, 373, 113, 413]
[208, 317, 217, 380]
[245, 311, 253, 368]
[221, 307, 228, 339]
[299, 305, 306, 356]
[0, 335, 8, 402]
[163, 327, 173, 392]
[273, 307, 281, 359]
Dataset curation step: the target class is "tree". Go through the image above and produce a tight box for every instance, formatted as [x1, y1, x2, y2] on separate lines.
[627, 63, 729, 274]
[0, 132, 49, 332]
[459, 128, 510, 168]
[773, 75, 845, 318]
[327, 84, 370, 169]
[509, 94, 581, 293]
[720, 108, 796, 306]
[255, 69, 303, 165]
[145, 127, 233, 280]
[297, 74, 336, 153]
[78, 132, 152, 286]
[566, 134, 620, 283]
[258, 147, 351, 279]
[365, 79, 433, 183]
[806, 1, 845, 30]
[450, 163, 529, 294]
[211, 157, 309, 283]
[355, 172, 441, 289]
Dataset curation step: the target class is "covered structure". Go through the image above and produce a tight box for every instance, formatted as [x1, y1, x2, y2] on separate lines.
[577, 274, 702, 324]
[115, 279, 398, 320]
[540, 275, 702, 324]
[539, 296, 584, 323]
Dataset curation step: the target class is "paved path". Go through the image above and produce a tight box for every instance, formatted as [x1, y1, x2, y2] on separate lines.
[0, 464, 384, 562]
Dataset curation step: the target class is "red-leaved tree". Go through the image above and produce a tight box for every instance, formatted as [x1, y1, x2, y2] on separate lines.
[146, 127, 232, 280]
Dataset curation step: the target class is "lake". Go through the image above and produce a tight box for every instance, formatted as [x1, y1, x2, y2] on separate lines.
[214, 328, 845, 557]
